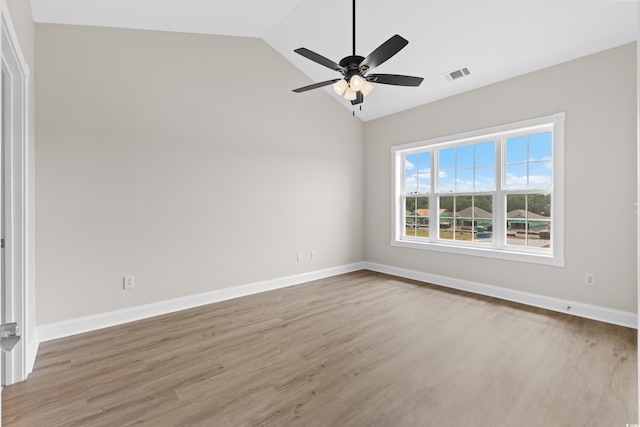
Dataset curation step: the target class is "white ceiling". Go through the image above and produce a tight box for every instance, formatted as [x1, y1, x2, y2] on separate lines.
[30, 0, 638, 121]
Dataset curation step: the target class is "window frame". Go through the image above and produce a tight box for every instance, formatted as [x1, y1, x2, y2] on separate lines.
[391, 113, 565, 266]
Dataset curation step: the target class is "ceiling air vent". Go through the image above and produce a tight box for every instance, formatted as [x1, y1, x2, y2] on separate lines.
[444, 66, 471, 82]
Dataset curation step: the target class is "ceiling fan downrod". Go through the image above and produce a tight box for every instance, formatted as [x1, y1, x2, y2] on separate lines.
[352, 0, 356, 56]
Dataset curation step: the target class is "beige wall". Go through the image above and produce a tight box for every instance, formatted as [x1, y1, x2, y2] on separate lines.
[35, 24, 364, 324]
[34, 22, 638, 324]
[6, 0, 36, 347]
[365, 43, 638, 313]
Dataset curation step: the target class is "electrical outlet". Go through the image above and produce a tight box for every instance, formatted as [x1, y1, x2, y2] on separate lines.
[123, 275, 135, 290]
[310, 250, 316, 260]
[585, 273, 596, 287]
[297, 251, 304, 262]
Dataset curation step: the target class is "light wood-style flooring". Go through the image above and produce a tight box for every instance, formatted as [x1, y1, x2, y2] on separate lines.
[3, 271, 637, 426]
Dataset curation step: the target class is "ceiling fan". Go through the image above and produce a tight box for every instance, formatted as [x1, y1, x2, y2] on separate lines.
[292, 0, 424, 106]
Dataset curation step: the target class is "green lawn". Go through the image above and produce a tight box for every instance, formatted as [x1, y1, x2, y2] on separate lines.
[405, 228, 482, 241]
[405, 227, 430, 238]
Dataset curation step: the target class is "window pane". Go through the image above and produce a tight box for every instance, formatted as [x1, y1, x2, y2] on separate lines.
[438, 141, 497, 194]
[455, 195, 473, 213]
[404, 153, 418, 194]
[461, 195, 493, 243]
[529, 132, 552, 161]
[505, 193, 551, 249]
[456, 144, 474, 169]
[506, 135, 527, 164]
[438, 170, 455, 193]
[506, 220, 526, 246]
[404, 175, 417, 194]
[475, 166, 495, 191]
[528, 220, 551, 248]
[456, 169, 474, 192]
[417, 151, 431, 173]
[405, 222, 417, 236]
[405, 197, 429, 238]
[417, 173, 431, 194]
[405, 153, 417, 171]
[506, 132, 553, 191]
[474, 195, 493, 243]
[438, 195, 495, 244]
[439, 148, 455, 170]
[528, 193, 551, 218]
[439, 195, 454, 212]
[405, 197, 417, 237]
[476, 220, 493, 242]
[439, 196, 454, 240]
[506, 194, 526, 246]
[505, 163, 527, 189]
[506, 193, 526, 212]
[455, 195, 473, 242]
[475, 141, 495, 167]
[529, 161, 552, 189]
[416, 196, 429, 211]
[475, 195, 493, 214]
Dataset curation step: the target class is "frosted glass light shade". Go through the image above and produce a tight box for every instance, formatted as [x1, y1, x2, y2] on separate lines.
[343, 87, 357, 101]
[349, 75, 365, 91]
[332, 79, 348, 95]
[361, 80, 374, 97]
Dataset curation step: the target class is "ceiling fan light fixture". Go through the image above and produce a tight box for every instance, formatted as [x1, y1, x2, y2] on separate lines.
[344, 87, 357, 101]
[349, 74, 365, 91]
[361, 80, 374, 97]
[332, 79, 348, 95]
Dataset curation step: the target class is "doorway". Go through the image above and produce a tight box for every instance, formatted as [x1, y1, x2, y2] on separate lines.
[0, 2, 29, 388]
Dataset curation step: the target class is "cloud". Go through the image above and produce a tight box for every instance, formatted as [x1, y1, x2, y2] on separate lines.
[455, 179, 474, 192]
[405, 159, 415, 170]
[506, 173, 552, 189]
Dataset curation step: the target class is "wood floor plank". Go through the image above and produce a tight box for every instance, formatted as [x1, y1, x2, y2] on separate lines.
[3, 271, 637, 426]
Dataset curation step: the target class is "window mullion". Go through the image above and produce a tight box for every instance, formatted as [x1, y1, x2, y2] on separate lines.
[431, 148, 438, 242]
[495, 136, 504, 250]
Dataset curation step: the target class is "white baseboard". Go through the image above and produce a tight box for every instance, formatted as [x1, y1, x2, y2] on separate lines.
[364, 261, 638, 329]
[36, 260, 636, 347]
[26, 329, 39, 375]
[37, 262, 367, 343]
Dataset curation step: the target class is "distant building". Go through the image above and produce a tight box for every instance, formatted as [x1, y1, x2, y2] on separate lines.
[451, 207, 492, 232]
[507, 209, 550, 232]
[406, 208, 449, 227]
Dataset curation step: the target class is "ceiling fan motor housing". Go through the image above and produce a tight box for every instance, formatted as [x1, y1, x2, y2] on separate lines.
[339, 55, 366, 78]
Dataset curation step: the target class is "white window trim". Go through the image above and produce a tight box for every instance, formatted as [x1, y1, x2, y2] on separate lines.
[391, 113, 565, 267]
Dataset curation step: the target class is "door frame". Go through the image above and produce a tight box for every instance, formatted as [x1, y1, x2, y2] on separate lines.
[0, 0, 29, 386]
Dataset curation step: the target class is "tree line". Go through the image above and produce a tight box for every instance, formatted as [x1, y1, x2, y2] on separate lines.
[406, 193, 550, 217]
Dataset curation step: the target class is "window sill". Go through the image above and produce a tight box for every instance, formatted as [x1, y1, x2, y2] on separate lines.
[391, 239, 564, 267]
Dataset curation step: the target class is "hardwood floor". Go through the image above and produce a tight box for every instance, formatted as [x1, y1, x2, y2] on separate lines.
[3, 271, 637, 426]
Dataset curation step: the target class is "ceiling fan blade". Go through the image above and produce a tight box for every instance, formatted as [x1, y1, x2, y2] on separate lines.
[293, 79, 340, 93]
[351, 91, 364, 105]
[359, 35, 408, 71]
[294, 48, 346, 73]
[367, 74, 424, 87]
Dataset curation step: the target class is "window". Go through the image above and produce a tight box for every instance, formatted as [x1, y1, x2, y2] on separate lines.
[392, 113, 564, 266]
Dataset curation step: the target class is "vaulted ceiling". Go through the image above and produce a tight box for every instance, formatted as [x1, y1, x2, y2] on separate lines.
[30, 0, 638, 121]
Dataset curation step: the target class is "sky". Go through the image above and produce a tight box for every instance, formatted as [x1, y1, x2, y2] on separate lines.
[404, 131, 552, 194]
